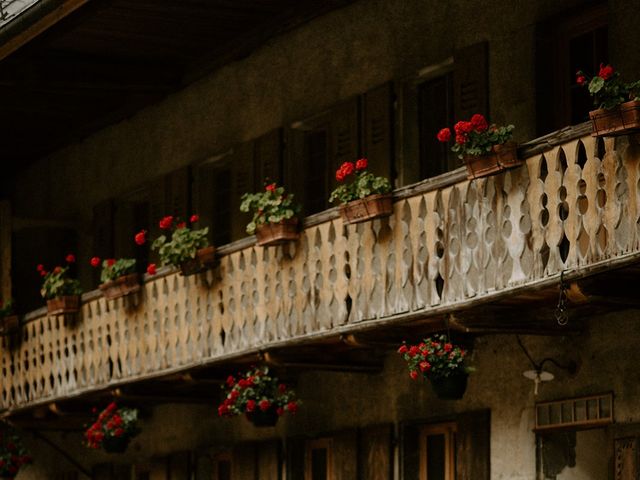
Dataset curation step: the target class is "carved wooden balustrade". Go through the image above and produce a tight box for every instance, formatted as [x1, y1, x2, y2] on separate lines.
[2, 132, 639, 411]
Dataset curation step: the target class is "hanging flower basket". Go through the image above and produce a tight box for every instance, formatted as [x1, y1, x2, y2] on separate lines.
[429, 373, 469, 400]
[340, 193, 394, 224]
[245, 406, 280, 427]
[463, 142, 521, 180]
[179, 246, 216, 276]
[84, 402, 140, 454]
[99, 273, 141, 300]
[0, 425, 32, 478]
[102, 436, 131, 454]
[399, 334, 473, 401]
[589, 100, 640, 137]
[255, 218, 300, 246]
[46, 295, 80, 315]
[218, 366, 299, 428]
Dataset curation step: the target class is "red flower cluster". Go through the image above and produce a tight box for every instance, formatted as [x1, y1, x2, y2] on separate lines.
[84, 402, 137, 450]
[218, 366, 299, 419]
[398, 334, 469, 381]
[576, 73, 587, 86]
[159, 215, 173, 230]
[36, 264, 47, 277]
[90, 257, 101, 268]
[0, 429, 31, 478]
[335, 158, 368, 182]
[265, 183, 277, 192]
[598, 63, 614, 81]
[190, 214, 199, 223]
[437, 114, 491, 146]
[134, 230, 147, 246]
[146, 264, 157, 276]
[65, 254, 76, 264]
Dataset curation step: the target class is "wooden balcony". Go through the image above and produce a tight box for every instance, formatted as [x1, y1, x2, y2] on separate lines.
[3, 127, 640, 414]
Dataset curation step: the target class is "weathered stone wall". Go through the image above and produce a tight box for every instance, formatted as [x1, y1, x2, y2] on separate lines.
[15, 309, 640, 479]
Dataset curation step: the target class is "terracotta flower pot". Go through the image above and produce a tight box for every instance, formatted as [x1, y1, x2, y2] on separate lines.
[46, 295, 80, 315]
[245, 407, 280, 427]
[0, 315, 19, 335]
[429, 373, 469, 400]
[589, 100, 640, 137]
[99, 273, 141, 300]
[463, 142, 521, 180]
[179, 246, 216, 276]
[340, 193, 393, 225]
[255, 218, 299, 246]
[102, 435, 130, 453]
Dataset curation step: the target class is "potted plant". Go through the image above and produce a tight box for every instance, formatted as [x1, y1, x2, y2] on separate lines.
[149, 214, 215, 276]
[90, 257, 140, 300]
[218, 366, 300, 427]
[437, 114, 519, 180]
[38, 254, 82, 315]
[84, 402, 140, 453]
[0, 300, 18, 336]
[576, 64, 640, 137]
[0, 424, 32, 478]
[329, 158, 393, 224]
[240, 182, 301, 246]
[398, 334, 473, 400]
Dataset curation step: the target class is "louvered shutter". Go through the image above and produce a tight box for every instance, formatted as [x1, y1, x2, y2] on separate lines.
[401, 423, 421, 480]
[456, 410, 490, 480]
[0, 200, 11, 302]
[615, 438, 638, 480]
[287, 436, 306, 480]
[453, 41, 489, 121]
[363, 83, 394, 181]
[330, 99, 360, 192]
[360, 424, 393, 480]
[165, 167, 191, 221]
[255, 128, 283, 187]
[230, 141, 256, 241]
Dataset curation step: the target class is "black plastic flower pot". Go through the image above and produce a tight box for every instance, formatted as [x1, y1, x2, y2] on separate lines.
[102, 435, 130, 453]
[245, 407, 279, 427]
[429, 373, 469, 400]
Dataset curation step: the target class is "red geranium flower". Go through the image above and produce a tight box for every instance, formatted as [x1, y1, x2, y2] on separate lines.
[454, 121, 473, 135]
[90, 257, 101, 268]
[455, 134, 467, 145]
[65, 254, 76, 264]
[106, 259, 116, 267]
[409, 370, 419, 380]
[576, 74, 586, 86]
[258, 399, 271, 412]
[336, 170, 345, 182]
[134, 230, 147, 246]
[339, 161, 355, 177]
[286, 401, 298, 414]
[53, 266, 62, 274]
[355, 158, 368, 171]
[265, 183, 277, 192]
[177, 222, 186, 229]
[598, 63, 614, 80]
[190, 214, 199, 223]
[159, 215, 173, 230]
[36, 264, 44, 272]
[146, 263, 157, 276]
[246, 399, 256, 412]
[470, 113, 488, 133]
[436, 128, 451, 142]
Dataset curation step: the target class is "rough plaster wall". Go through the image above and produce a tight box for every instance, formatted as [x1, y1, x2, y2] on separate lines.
[14, 309, 640, 479]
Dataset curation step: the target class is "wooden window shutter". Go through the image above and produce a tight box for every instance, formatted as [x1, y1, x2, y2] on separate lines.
[168, 451, 191, 480]
[164, 167, 191, 221]
[401, 423, 421, 480]
[453, 41, 489, 121]
[0, 200, 12, 303]
[359, 424, 393, 480]
[232, 443, 257, 480]
[230, 141, 256, 241]
[333, 430, 358, 480]
[257, 440, 281, 480]
[330, 99, 360, 191]
[363, 82, 394, 181]
[456, 410, 490, 480]
[284, 126, 308, 216]
[418, 73, 456, 178]
[287, 436, 307, 480]
[255, 128, 284, 186]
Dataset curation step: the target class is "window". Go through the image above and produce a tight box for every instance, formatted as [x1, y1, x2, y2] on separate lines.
[213, 452, 232, 480]
[536, 4, 608, 135]
[419, 422, 457, 480]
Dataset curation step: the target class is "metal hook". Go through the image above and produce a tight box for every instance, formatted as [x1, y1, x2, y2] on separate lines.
[555, 271, 569, 326]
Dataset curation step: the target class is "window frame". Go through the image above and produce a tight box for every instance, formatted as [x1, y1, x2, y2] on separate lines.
[419, 421, 457, 480]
